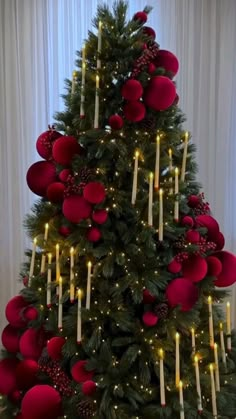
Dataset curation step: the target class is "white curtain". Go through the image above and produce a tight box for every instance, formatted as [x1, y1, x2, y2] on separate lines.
[0, 0, 235, 332]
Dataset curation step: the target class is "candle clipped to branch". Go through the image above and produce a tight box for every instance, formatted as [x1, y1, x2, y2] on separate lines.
[226, 301, 231, 351]
[58, 276, 63, 330]
[40, 223, 49, 274]
[148, 172, 153, 226]
[29, 238, 37, 286]
[80, 46, 86, 118]
[214, 343, 220, 391]
[168, 148, 173, 194]
[209, 364, 217, 418]
[174, 168, 179, 221]
[175, 332, 180, 387]
[159, 349, 166, 407]
[131, 151, 139, 205]
[208, 296, 215, 347]
[179, 381, 185, 419]
[159, 188, 163, 241]
[94, 75, 100, 129]
[191, 328, 196, 353]
[219, 322, 227, 368]
[71, 70, 78, 94]
[181, 131, 189, 182]
[97, 21, 102, 69]
[70, 247, 75, 303]
[47, 253, 52, 308]
[154, 134, 160, 189]
[77, 289, 82, 343]
[194, 355, 203, 413]
[86, 261, 92, 310]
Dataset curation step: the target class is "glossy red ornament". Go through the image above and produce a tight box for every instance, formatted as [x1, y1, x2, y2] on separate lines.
[26, 161, 57, 197]
[47, 182, 65, 203]
[81, 380, 97, 396]
[5, 295, 28, 328]
[52, 136, 82, 165]
[144, 76, 176, 111]
[181, 216, 194, 227]
[123, 101, 146, 122]
[214, 251, 236, 287]
[166, 277, 199, 311]
[195, 215, 220, 242]
[58, 225, 71, 236]
[167, 259, 182, 274]
[154, 50, 179, 76]
[108, 114, 124, 130]
[1, 324, 20, 353]
[92, 209, 108, 224]
[19, 328, 45, 360]
[23, 306, 38, 322]
[182, 254, 208, 282]
[0, 358, 19, 395]
[142, 26, 156, 40]
[143, 289, 156, 304]
[16, 359, 39, 390]
[142, 311, 158, 326]
[83, 182, 106, 204]
[36, 129, 62, 160]
[47, 336, 66, 361]
[59, 169, 72, 182]
[206, 256, 222, 276]
[134, 11, 148, 23]
[187, 195, 200, 208]
[21, 385, 62, 419]
[87, 227, 102, 242]
[121, 79, 143, 101]
[71, 360, 94, 383]
[185, 230, 200, 244]
[63, 195, 92, 223]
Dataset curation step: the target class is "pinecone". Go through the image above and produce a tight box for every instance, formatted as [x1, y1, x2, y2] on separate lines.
[154, 303, 169, 320]
[77, 399, 96, 418]
[78, 167, 95, 183]
[139, 117, 156, 131]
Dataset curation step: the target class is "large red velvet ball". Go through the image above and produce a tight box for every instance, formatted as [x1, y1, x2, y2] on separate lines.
[214, 232, 225, 250]
[185, 230, 200, 244]
[1, 325, 20, 353]
[21, 385, 62, 419]
[83, 182, 106, 204]
[142, 311, 158, 326]
[187, 195, 200, 208]
[182, 255, 208, 282]
[181, 216, 194, 227]
[59, 169, 72, 182]
[58, 225, 71, 237]
[23, 306, 38, 322]
[16, 360, 38, 390]
[47, 337, 66, 361]
[87, 227, 102, 242]
[47, 182, 65, 203]
[134, 11, 148, 23]
[121, 80, 143, 101]
[143, 289, 156, 304]
[154, 50, 179, 76]
[124, 101, 146, 122]
[195, 215, 220, 242]
[0, 358, 19, 395]
[19, 328, 45, 360]
[36, 130, 62, 160]
[92, 209, 108, 224]
[26, 161, 57, 197]
[214, 251, 236, 287]
[82, 380, 97, 396]
[5, 295, 28, 328]
[142, 26, 156, 40]
[71, 360, 94, 383]
[63, 195, 92, 223]
[144, 76, 176, 111]
[167, 259, 182, 274]
[109, 115, 124, 130]
[52, 136, 82, 165]
[166, 277, 199, 311]
[206, 256, 222, 277]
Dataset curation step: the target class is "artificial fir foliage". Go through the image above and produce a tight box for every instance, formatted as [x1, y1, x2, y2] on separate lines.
[0, 2, 236, 418]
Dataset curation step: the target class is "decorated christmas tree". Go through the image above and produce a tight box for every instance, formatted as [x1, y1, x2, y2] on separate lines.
[0, 2, 236, 418]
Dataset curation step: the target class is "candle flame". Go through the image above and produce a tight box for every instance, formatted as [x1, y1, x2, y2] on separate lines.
[159, 348, 164, 358]
[70, 247, 74, 255]
[191, 327, 195, 334]
[214, 343, 218, 349]
[99, 21, 102, 29]
[33, 237, 37, 244]
[78, 289, 82, 298]
[59, 276, 62, 285]
[168, 148, 172, 157]
[96, 75, 99, 82]
[88, 261, 92, 268]
[156, 134, 160, 143]
[135, 150, 140, 158]
[48, 253, 52, 262]
[209, 363, 214, 371]
[179, 380, 183, 388]
[149, 172, 153, 179]
[185, 131, 189, 141]
[45, 223, 49, 230]
[194, 355, 198, 363]
[82, 62, 86, 69]
[72, 70, 77, 78]
[219, 322, 223, 330]
[175, 332, 180, 340]
[159, 188, 163, 196]
[208, 296, 212, 303]
[226, 301, 230, 308]
[56, 243, 59, 250]
[175, 167, 179, 175]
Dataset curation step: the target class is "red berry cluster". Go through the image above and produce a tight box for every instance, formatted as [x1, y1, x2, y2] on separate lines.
[131, 43, 160, 78]
[193, 193, 210, 216]
[39, 360, 74, 397]
[63, 174, 86, 198]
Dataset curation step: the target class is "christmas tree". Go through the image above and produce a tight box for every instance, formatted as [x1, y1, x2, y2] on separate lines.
[0, 2, 236, 418]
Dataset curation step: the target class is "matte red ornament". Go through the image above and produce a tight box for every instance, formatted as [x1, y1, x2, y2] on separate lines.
[181, 216, 194, 227]
[154, 50, 179, 76]
[187, 195, 200, 208]
[142, 26, 156, 40]
[144, 76, 176, 111]
[36, 130, 62, 160]
[148, 63, 156, 74]
[166, 277, 199, 311]
[92, 209, 108, 224]
[47, 336, 66, 361]
[167, 259, 182, 274]
[5, 295, 28, 328]
[108, 114, 124, 130]
[206, 256, 222, 277]
[58, 225, 71, 237]
[214, 231, 225, 250]
[19, 328, 45, 360]
[87, 227, 102, 242]
[134, 11, 148, 23]
[1, 324, 20, 353]
[47, 182, 65, 203]
[71, 360, 94, 383]
[59, 168, 72, 182]
[52, 136, 83, 165]
[0, 358, 19, 395]
[182, 254, 207, 282]
[26, 161, 57, 197]
[16, 359, 39, 390]
[143, 289, 156, 304]
[21, 385, 62, 419]
[195, 215, 220, 242]
[83, 182, 106, 204]
[81, 380, 97, 396]
[123, 101, 146, 122]
[142, 311, 158, 326]
[214, 251, 236, 287]
[63, 195, 92, 223]
[185, 230, 200, 244]
[121, 79, 143, 101]
[23, 306, 38, 322]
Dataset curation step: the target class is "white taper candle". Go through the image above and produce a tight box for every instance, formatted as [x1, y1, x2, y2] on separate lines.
[154, 134, 160, 189]
[148, 172, 153, 226]
[181, 131, 189, 182]
[131, 151, 139, 205]
[29, 238, 37, 286]
[194, 355, 203, 413]
[46, 253, 52, 308]
[77, 289, 82, 343]
[86, 261, 92, 309]
[209, 364, 217, 418]
[70, 247, 75, 303]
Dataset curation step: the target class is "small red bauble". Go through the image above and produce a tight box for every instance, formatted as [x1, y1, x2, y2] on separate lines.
[87, 227, 102, 242]
[195, 215, 220, 242]
[47, 336, 66, 361]
[182, 255, 208, 282]
[16, 359, 39, 390]
[148, 63, 156, 74]
[71, 360, 94, 383]
[26, 161, 57, 197]
[215, 231, 225, 250]
[81, 380, 97, 396]
[5, 295, 28, 328]
[109, 115, 124, 130]
[133, 11, 148, 23]
[154, 50, 179, 76]
[144, 76, 176, 111]
[83, 182, 106, 204]
[47, 182, 65, 203]
[167, 259, 182, 274]
[36, 129, 62, 160]
[19, 328, 45, 360]
[0, 358, 19, 395]
[21, 385, 62, 419]
[185, 230, 200, 244]
[92, 209, 108, 224]
[214, 251, 236, 287]
[206, 256, 222, 276]
[166, 277, 199, 311]
[9, 389, 22, 403]
[23, 306, 38, 322]
[63, 195, 92, 223]
[121, 79, 143, 101]
[181, 216, 194, 227]
[1, 324, 20, 353]
[142, 311, 158, 327]
[59, 169, 72, 182]
[187, 195, 200, 208]
[143, 289, 156, 304]
[52, 136, 82, 165]
[142, 26, 156, 40]
[123, 101, 146, 122]
[58, 225, 72, 236]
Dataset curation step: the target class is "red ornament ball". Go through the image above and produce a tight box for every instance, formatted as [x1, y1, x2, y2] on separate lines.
[19, 328, 45, 360]
[148, 63, 156, 74]
[206, 256, 222, 277]
[195, 215, 220, 242]
[142, 311, 158, 327]
[154, 50, 179, 76]
[92, 209, 108, 224]
[134, 11, 148, 23]
[214, 251, 236, 287]
[143, 289, 156, 304]
[83, 182, 106, 204]
[1, 324, 20, 353]
[121, 79, 143, 101]
[21, 385, 62, 419]
[109, 115, 124, 130]
[182, 216, 194, 227]
[16, 359, 38, 390]
[63, 195, 92, 223]
[166, 277, 199, 311]
[0, 358, 19, 395]
[71, 360, 94, 383]
[36, 129, 62, 160]
[167, 259, 182, 274]
[58, 225, 71, 237]
[82, 380, 97, 396]
[185, 230, 200, 244]
[5, 295, 28, 328]
[187, 195, 200, 208]
[215, 231, 225, 250]
[59, 169, 72, 182]
[173, 93, 179, 105]
[9, 389, 22, 403]
[26, 161, 57, 197]
[142, 26, 156, 40]
[124, 101, 146, 122]
[144, 76, 176, 111]
[47, 336, 66, 361]
[47, 182, 65, 203]
[87, 227, 102, 242]
[52, 136, 82, 166]
[182, 254, 207, 282]
[23, 306, 38, 322]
